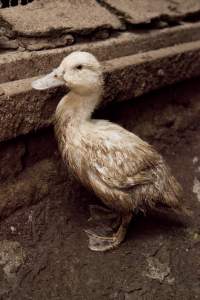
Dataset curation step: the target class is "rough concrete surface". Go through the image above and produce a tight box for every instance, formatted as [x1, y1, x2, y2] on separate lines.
[0, 79, 199, 299]
[103, 0, 200, 24]
[1, 0, 200, 52]
[1, 39, 200, 142]
[1, 23, 200, 84]
[0, 0, 122, 36]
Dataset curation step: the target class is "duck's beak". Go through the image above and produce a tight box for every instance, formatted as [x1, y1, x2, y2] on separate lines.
[32, 69, 65, 90]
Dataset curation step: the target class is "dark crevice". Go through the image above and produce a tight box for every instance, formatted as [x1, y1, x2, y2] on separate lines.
[124, 17, 182, 33]
[65, 27, 118, 45]
[0, 25, 121, 53]
[183, 10, 200, 23]
[1, 0, 9, 7]
[20, 138, 28, 172]
[96, 0, 127, 29]
[1, 0, 33, 8]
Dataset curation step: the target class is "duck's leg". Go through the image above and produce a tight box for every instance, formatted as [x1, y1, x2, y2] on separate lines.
[88, 205, 121, 233]
[85, 212, 132, 252]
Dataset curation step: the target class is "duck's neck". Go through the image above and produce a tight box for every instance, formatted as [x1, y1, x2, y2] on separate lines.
[55, 90, 101, 124]
[54, 90, 102, 149]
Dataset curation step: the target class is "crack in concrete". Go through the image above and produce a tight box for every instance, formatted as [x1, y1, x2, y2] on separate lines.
[97, 0, 127, 27]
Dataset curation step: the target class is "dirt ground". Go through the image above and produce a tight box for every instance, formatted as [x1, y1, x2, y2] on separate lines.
[0, 89, 200, 300]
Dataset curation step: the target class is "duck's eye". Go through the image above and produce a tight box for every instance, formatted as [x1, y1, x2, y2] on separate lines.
[76, 65, 83, 70]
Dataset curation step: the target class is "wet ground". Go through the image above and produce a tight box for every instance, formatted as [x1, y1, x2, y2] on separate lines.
[0, 94, 200, 300]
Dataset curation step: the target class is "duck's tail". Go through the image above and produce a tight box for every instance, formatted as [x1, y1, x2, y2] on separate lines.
[164, 202, 192, 217]
[156, 164, 192, 217]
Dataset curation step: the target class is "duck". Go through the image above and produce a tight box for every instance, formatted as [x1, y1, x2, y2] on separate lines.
[32, 51, 188, 252]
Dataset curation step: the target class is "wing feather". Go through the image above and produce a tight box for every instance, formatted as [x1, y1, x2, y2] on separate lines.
[81, 121, 160, 191]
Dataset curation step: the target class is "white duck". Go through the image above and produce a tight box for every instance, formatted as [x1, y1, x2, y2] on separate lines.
[32, 51, 187, 252]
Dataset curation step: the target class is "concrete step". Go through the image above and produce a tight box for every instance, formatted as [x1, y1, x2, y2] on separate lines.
[103, 0, 200, 24]
[1, 39, 200, 143]
[1, 22, 200, 83]
[1, 0, 200, 54]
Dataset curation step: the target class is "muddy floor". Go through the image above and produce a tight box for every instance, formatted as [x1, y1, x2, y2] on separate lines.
[0, 96, 200, 300]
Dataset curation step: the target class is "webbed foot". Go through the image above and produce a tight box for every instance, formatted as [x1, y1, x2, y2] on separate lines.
[87, 205, 121, 236]
[85, 213, 132, 252]
[85, 230, 122, 251]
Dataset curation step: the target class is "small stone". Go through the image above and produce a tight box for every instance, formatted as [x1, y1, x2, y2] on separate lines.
[18, 46, 26, 52]
[28, 212, 33, 222]
[54, 34, 75, 47]
[154, 20, 169, 29]
[193, 177, 200, 202]
[157, 69, 165, 77]
[10, 226, 16, 233]
[193, 157, 199, 164]
[63, 34, 74, 45]
[95, 30, 110, 40]
[167, 276, 175, 285]
[193, 233, 200, 240]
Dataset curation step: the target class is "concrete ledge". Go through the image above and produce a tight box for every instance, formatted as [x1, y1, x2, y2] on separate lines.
[103, 0, 200, 24]
[1, 39, 200, 142]
[1, 23, 200, 83]
[0, 0, 122, 36]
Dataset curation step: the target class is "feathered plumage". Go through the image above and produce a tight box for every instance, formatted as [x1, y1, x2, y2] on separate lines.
[32, 51, 187, 251]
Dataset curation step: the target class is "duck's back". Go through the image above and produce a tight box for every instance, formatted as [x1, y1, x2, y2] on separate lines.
[68, 119, 183, 213]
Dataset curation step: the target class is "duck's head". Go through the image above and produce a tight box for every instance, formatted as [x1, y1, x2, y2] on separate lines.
[32, 51, 103, 96]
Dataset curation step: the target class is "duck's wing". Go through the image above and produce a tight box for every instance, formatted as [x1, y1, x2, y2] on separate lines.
[82, 122, 160, 190]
